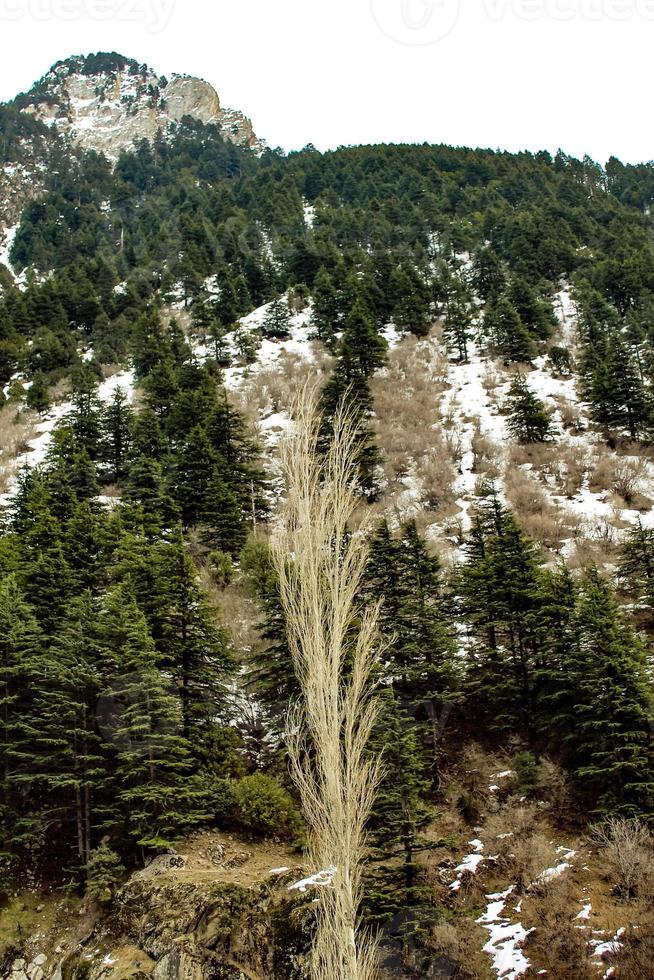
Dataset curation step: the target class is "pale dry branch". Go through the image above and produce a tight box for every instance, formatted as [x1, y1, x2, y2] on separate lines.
[272, 384, 383, 980]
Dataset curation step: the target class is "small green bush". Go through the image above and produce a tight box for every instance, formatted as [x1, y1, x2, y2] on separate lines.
[232, 773, 302, 841]
[209, 549, 234, 588]
[514, 751, 538, 795]
[85, 843, 125, 904]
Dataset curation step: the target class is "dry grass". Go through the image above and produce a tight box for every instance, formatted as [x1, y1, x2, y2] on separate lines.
[589, 449, 651, 508]
[371, 332, 450, 486]
[0, 404, 39, 493]
[504, 465, 577, 550]
[591, 818, 654, 899]
[230, 348, 334, 431]
[523, 876, 596, 979]
[272, 385, 383, 980]
[554, 395, 586, 433]
[471, 422, 502, 479]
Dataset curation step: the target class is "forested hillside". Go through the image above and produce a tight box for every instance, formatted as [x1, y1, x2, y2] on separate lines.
[2, 55, 654, 979]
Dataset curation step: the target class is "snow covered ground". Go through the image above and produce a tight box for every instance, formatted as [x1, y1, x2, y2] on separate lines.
[0, 223, 18, 274]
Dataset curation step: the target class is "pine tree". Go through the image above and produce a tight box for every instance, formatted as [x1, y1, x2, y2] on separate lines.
[243, 538, 296, 717]
[473, 245, 506, 301]
[508, 276, 555, 340]
[261, 297, 292, 340]
[555, 569, 654, 816]
[505, 375, 553, 443]
[621, 520, 654, 611]
[149, 534, 233, 752]
[439, 267, 474, 362]
[26, 372, 50, 414]
[590, 336, 652, 440]
[366, 520, 458, 761]
[97, 584, 207, 850]
[69, 369, 103, 461]
[460, 493, 545, 732]
[102, 387, 133, 482]
[200, 466, 248, 557]
[311, 267, 342, 348]
[18, 490, 73, 634]
[365, 692, 434, 927]
[169, 426, 216, 527]
[0, 576, 43, 857]
[484, 295, 536, 363]
[29, 592, 104, 870]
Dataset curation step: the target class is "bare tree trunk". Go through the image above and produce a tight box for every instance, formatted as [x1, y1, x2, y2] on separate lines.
[272, 385, 383, 980]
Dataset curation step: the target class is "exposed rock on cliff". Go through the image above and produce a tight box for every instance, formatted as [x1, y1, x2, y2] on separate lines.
[16, 54, 263, 161]
[1, 834, 308, 980]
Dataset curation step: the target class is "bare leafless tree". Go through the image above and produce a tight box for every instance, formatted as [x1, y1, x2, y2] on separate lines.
[591, 816, 652, 898]
[272, 384, 383, 980]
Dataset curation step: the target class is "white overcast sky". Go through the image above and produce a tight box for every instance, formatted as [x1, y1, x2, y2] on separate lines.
[0, 0, 651, 164]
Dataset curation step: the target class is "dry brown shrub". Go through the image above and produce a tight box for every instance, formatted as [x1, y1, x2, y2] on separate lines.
[587, 448, 649, 505]
[415, 451, 458, 511]
[591, 817, 653, 899]
[458, 744, 494, 793]
[524, 876, 595, 979]
[618, 917, 654, 980]
[471, 423, 502, 478]
[549, 443, 589, 498]
[504, 466, 575, 549]
[371, 333, 451, 490]
[555, 396, 586, 432]
[422, 920, 489, 979]
[231, 348, 334, 428]
[0, 405, 38, 493]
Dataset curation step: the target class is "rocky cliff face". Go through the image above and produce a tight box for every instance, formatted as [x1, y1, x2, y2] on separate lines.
[0, 834, 308, 980]
[16, 54, 263, 161]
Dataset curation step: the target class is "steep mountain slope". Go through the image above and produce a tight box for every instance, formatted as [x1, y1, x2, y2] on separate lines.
[14, 53, 263, 160]
[2, 53, 654, 980]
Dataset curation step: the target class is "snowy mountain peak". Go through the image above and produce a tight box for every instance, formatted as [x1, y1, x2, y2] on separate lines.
[14, 52, 262, 160]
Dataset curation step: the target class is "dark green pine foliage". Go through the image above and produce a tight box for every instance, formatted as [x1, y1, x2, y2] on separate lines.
[365, 692, 435, 927]
[169, 425, 215, 527]
[366, 520, 458, 758]
[532, 563, 579, 739]
[390, 265, 432, 337]
[472, 245, 506, 301]
[97, 584, 207, 850]
[261, 297, 293, 339]
[200, 466, 248, 558]
[460, 492, 545, 732]
[438, 264, 474, 362]
[0, 576, 43, 858]
[483, 295, 536, 364]
[149, 534, 233, 754]
[508, 276, 556, 340]
[28, 592, 104, 870]
[102, 387, 133, 482]
[557, 569, 654, 816]
[25, 372, 51, 413]
[311, 266, 342, 348]
[590, 335, 652, 440]
[321, 300, 387, 498]
[505, 375, 553, 443]
[16, 482, 74, 634]
[243, 539, 296, 716]
[68, 368, 104, 462]
[620, 520, 654, 612]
